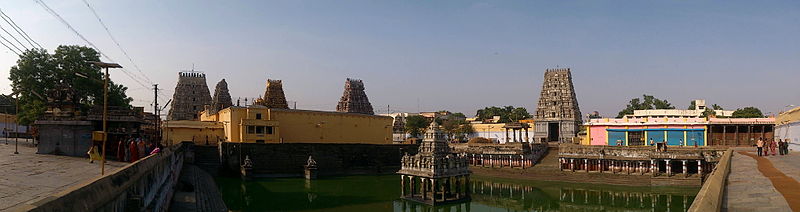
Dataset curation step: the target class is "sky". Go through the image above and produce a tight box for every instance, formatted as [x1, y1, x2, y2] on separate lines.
[0, 0, 798, 118]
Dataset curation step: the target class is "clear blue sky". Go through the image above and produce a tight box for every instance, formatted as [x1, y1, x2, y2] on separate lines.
[0, 0, 798, 117]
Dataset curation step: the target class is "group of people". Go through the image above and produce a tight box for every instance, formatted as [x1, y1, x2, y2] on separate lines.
[87, 137, 162, 163]
[756, 138, 791, 156]
[116, 137, 162, 163]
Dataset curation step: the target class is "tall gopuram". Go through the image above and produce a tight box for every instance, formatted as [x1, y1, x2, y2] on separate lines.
[397, 121, 471, 205]
[254, 79, 289, 109]
[336, 78, 374, 115]
[168, 72, 212, 120]
[533, 68, 582, 143]
[210, 79, 233, 114]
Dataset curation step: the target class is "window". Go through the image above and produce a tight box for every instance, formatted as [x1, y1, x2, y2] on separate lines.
[256, 126, 264, 134]
[247, 126, 255, 134]
[256, 113, 262, 120]
[265, 126, 273, 134]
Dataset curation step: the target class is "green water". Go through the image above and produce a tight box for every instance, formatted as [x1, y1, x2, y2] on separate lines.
[217, 175, 699, 212]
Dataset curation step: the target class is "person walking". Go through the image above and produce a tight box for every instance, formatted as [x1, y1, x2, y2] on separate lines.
[757, 138, 764, 156]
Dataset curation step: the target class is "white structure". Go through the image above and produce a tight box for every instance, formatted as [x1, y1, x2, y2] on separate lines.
[624, 99, 734, 119]
[776, 106, 800, 151]
[380, 112, 420, 142]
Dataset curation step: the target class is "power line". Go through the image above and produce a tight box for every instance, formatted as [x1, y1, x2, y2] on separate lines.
[81, 0, 153, 84]
[34, 0, 152, 90]
[0, 36, 20, 55]
[0, 20, 29, 50]
[0, 33, 22, 53]
[0, 9, 42, 49]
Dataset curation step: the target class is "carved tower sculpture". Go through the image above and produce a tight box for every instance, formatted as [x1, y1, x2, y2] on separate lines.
[255, 79, 290, 109]
[533, 68, 582, 143]
[168, 72, 212, 120]
[210, 79, 233, 114]
[336, 78, 374, 115]
[397, 121, 471, 205]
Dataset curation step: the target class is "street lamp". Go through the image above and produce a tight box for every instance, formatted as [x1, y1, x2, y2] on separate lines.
[89, 61, 122, 175]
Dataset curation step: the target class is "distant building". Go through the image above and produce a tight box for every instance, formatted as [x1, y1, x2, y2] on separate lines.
[623, 99, 734, 119]
[379, 112, 420, 142]
[776, 106, 800, 151]
[164, 106, 393, 145]
[583, 117, 774, 147]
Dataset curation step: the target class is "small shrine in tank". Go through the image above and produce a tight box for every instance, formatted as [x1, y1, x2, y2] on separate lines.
[397, 121, 471, 205]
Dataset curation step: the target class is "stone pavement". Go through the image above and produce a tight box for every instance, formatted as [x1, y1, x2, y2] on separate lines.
[0, 139, 126, 211]
[723, 148, 799, 212]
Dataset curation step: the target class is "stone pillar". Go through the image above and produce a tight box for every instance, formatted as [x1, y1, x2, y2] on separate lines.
[401, 175, 406, 196]
[666, 159, 672, 176]
[421, 177, 427, 200]
[697, 160, 703, 175]
[440, 179, 446, 202]
[505, 129, 509, 143]
[639, 161, 644, 175]
[525, 128, 529, 142]
[409, 176, 415, 197]
[682, 160, 688, 176]
[585, 159, 589, 172]
[651, 159, 656, 176]
[570, 159, 575, 172]
[599, 159, 603, 173]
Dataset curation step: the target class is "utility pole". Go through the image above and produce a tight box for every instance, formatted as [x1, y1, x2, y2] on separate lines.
[153, 84, 160, 143]
[89, 61, 122, 176]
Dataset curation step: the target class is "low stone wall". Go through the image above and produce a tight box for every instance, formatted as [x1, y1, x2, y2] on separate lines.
[688, 149, 733, 212]
[450, 142, 530, 154]
[23, 142, 190, 212]
[220, 143, 418, 178]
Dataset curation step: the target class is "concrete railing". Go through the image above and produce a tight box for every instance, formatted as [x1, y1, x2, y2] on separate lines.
[21, 142, 191, 212]
[688, 149, 733, 212]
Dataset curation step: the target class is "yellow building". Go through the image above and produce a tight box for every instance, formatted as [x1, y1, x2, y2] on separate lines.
[164, 106, 393, 145]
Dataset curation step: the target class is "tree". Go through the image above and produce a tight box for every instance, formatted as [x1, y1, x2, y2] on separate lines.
[475, 106, 530, 123]
[617, 95, 675, 118]
[732, 107, 764, 118]
[404, 115, 429, 138]
[9, 46, 133, 125]
[712, 104, 723, 110]
[688, 100, 696, 110]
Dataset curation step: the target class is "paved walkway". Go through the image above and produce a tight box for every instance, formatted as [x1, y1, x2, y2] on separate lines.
[0, 139, 127, 211]
[723, 148, 799, 212]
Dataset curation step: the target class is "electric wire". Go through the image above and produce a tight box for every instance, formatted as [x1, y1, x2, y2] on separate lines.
[81, 0, 153, 84]
[0, 9, 41, 49]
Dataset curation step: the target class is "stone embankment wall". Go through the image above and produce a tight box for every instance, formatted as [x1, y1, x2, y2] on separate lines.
[450, 142, 550, 169]
[23, 142, 191, 212]
[688, 149, 733, 212]
[220, 143, 418, 177]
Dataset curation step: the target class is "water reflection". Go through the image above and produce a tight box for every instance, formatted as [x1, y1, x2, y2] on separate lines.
[217, 175, 697, 212]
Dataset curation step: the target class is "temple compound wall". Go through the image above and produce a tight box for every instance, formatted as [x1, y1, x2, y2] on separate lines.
[533, 68, 582, 143]
[168, 72, 212, 120]
[220, 142, 418, 178]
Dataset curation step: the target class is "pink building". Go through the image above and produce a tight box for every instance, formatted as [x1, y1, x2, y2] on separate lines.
[584, 118, 707, 146]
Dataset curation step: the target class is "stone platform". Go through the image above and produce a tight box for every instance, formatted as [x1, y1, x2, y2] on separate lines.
[0, 139, 126, 211]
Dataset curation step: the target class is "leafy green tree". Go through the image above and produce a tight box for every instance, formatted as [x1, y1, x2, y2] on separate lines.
[688, 100, 696, 110]
[475, 106, 530, 123]
[616, 95, 675, 118]
[404, 115, 430, 138]
[732, 107, 764, 118]
[9, 46, 133, 125]
[712, 104, 723, 110]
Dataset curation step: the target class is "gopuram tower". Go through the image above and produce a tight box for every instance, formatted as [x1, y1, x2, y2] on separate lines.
[168, 72, 212, 120]
[254, 79, 289, 109]
[397, 121, 471, 205]
[533, 68, 582, 143]
[210, 79, 233, 114]
[336, 78, 374, 115]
